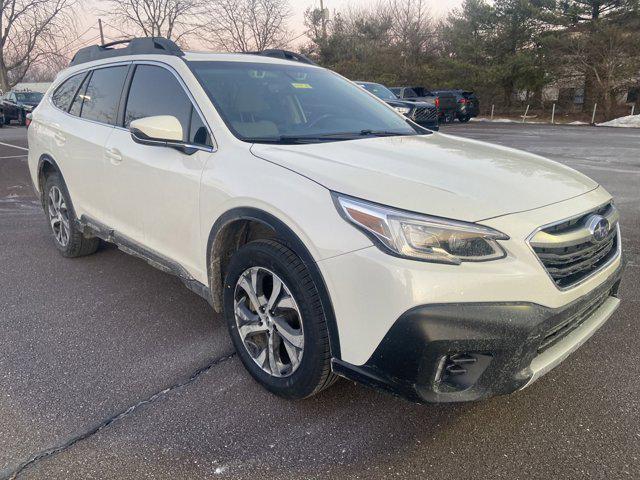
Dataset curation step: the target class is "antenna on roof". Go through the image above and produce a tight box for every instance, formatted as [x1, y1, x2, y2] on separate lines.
[98, 19, 105, 46]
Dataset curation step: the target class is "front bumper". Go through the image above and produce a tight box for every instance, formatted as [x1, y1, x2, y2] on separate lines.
[332, 264, 623, 403]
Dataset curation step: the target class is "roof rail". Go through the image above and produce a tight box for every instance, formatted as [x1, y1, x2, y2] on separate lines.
[249, 49, 317, 66]
[70, 37, 184, 67]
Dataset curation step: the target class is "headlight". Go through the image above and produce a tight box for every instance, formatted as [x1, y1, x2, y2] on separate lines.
[394, 106, 411, 115]
[334, 194, 509, 264]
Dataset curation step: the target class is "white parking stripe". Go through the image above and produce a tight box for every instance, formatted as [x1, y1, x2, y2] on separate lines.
[0, 154, 27, 159]
[0, 141, 28, 151]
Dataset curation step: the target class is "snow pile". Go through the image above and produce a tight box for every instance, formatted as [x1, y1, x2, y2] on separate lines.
[471, 117, 518, 123]
[597, 114, 640, 128]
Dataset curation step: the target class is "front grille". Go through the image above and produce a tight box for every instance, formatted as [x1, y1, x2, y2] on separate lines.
[538, 289, 612, 353]
[413, 106, 437, 122]
[530, 203, 620, 289]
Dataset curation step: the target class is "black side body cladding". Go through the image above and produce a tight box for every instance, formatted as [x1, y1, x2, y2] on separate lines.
[78, 215, 213, 305]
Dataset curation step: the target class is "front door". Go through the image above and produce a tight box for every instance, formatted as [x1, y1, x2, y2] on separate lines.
[103, 63, 214, 276]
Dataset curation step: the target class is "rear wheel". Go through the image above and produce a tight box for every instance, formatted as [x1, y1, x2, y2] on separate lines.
[458, 114, 470, 123]
[223, 239, 337, 399]
[43, 172, 100, 257]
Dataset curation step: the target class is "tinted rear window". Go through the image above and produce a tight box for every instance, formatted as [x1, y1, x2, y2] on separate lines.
[80, 66, 128, 125]
[51, 73, 86, 111]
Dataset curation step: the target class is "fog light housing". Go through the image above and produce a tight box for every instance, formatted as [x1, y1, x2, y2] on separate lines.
[437, 352, 492, 391]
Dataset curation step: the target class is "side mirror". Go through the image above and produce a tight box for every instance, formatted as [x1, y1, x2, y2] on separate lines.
[129, 115, 214, 154]
[130, 115, 183, 144]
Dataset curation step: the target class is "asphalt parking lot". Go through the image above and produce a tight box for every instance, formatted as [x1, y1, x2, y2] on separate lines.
[1, 123, 639, 479]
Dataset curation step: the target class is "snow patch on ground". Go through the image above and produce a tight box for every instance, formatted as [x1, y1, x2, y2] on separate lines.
[471, 117, 518, 123]
[597, 114, 640, 128]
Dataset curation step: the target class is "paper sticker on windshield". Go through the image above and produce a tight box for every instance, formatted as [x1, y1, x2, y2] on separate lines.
[291, 83, 312, 89]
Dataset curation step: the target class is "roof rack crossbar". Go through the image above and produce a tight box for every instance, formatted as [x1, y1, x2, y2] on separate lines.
[69, 37, 184, 67]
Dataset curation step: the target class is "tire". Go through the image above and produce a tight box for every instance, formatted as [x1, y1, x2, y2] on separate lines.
[43, 172, 100, 257]
[223, 239, 337, 399]
[458, 115, 470, 123]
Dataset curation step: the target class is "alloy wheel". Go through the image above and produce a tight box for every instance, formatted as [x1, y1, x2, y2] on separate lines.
[47, 186, 70, 247]
[233, 266, 304, 378]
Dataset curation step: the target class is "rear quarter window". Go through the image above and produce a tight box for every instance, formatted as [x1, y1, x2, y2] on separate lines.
[51, 73, 86, 111]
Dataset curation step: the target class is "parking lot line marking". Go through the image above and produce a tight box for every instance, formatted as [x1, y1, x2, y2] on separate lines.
[0, 141, 28, 151]
[0, 154, 27, 158]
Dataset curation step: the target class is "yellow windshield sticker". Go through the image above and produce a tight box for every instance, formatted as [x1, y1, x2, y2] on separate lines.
[291, 83, 313, 89]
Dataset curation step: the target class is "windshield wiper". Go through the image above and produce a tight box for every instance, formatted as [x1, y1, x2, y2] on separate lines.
[246, 130, 414, 145]
[357, 129, 412, 137]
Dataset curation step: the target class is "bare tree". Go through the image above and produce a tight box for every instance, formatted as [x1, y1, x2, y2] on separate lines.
[204, 0, 292, 52]
[0, 0, 78, 91]
[23, 52, 69, 82]
[389, 0, 432, 58]
[102, 0, 203, 44]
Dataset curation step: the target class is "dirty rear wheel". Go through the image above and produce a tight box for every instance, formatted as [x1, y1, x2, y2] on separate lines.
[43, 172, 100, 257]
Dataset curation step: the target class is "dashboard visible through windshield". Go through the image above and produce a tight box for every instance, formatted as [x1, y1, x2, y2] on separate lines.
[188, 61, 426, 144]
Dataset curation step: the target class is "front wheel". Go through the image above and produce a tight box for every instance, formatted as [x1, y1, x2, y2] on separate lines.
[223, 239, 337, 399]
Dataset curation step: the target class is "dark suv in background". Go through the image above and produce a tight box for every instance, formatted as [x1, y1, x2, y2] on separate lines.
[390, 86, 458, 123]
[355, 81, 438, 131]
[432, 89, 479, 122]
[1, 90, 44, 125]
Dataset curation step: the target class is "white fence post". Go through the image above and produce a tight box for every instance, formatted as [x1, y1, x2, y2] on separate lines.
[632, 105, 636, 116]
[491, 104, 495, 120]
[591, 103, 598, 125]
[551, 103, 556, 124]
[522, 104, 530, 124]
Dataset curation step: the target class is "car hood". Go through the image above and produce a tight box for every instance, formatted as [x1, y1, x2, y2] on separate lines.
[250, 133, 598, 222]
[387, 99, 434, 108]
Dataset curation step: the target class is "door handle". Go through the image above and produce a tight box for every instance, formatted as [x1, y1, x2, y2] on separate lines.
[105, 147, 123, 164]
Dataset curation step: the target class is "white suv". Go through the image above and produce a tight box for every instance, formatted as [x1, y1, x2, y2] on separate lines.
[27, 38, 623, 403]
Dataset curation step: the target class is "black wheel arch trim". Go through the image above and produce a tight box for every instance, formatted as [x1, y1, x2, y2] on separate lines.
[206, 207, 342, 359]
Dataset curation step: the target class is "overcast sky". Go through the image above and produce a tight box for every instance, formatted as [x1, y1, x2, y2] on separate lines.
[72, 0, 464, 55]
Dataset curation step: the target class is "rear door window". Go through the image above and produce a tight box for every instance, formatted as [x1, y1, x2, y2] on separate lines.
[80, 66, 128, 125]
[51, 73, 86, 111]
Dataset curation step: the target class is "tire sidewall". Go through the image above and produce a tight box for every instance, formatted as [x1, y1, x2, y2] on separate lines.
[43, 173, 80, 255]
[223, 241, 328, 399]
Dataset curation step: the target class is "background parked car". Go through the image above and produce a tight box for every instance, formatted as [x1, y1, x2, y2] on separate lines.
[355, 81, 439, 131]
[1, 90, 43, 126]
[432, 89, 480, 122]
[390, 86, 458, 123]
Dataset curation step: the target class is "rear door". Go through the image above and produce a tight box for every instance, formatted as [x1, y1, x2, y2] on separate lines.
[103, 62, 213, 274]
[58, 64, 129, 224]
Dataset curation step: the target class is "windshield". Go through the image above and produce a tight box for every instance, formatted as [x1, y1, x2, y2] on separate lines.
[358, 83, 398, 101]
[15, 92, 43, 102]
[188, 61, 424, 144]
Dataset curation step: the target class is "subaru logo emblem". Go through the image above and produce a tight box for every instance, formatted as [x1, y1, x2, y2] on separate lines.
[586, 215, 610, 242]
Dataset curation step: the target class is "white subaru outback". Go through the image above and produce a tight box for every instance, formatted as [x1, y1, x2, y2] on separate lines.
[27, 38, 623, 403]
